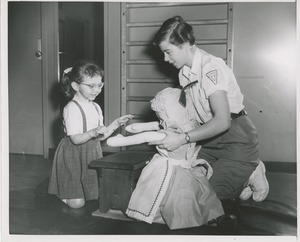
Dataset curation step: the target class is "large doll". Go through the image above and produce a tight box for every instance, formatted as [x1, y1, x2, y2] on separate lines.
[107, 87, 224, 230]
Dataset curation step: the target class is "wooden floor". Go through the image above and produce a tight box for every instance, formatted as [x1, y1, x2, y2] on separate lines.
[7, 153, 297, 237]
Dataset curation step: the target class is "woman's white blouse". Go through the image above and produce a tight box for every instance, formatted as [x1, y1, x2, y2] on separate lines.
[179, 48, 245, 124]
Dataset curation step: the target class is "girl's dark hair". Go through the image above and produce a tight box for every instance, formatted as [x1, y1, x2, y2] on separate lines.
[61, 60, 104, 98]
[153, 16, 195, 47]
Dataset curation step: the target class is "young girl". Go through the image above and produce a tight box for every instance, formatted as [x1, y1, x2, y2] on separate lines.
[107, 88, 224, 230]
[150, 16, 269, 204]
[48, 60, 132, 209]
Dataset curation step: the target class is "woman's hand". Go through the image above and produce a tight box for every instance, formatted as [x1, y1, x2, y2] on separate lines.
[148, 129, 185, 151]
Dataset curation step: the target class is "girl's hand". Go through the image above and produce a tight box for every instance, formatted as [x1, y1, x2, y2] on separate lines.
[148, 129, 185, 151]
[96, 125, 109, 135]
[109, 115, 134, 134]
[117, 114, 134, 126]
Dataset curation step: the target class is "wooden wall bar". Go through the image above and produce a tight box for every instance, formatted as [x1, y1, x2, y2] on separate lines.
[121, 2, 233, 151]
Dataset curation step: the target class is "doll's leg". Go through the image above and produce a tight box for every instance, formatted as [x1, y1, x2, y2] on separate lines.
[107, 132, 166, 147]
[126, 122, 160, 133]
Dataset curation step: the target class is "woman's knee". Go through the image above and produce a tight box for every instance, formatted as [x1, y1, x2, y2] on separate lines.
[209, 161, 253, 199]
[66, 198, 85, 208]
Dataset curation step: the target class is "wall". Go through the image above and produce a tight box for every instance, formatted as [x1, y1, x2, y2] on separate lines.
[233, 2, 296, 162]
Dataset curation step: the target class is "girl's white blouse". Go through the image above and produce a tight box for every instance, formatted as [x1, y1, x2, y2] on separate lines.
[63, 96, 104, 135]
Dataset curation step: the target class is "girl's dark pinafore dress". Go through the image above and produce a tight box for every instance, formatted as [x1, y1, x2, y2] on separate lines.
[48, 100, 102, 201]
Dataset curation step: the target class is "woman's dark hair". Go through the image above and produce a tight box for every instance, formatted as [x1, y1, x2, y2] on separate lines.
[60, 60, 104, 98]
[153, 16, 195, 47]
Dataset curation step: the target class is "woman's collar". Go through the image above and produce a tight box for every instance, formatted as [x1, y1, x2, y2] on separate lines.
[182, 47, 203, 79]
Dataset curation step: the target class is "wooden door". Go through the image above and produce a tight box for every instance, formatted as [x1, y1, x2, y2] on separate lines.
[8, 2, 44, 155]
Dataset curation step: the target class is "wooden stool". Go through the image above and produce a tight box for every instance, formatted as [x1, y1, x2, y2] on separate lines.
[89, 150, 155, 220]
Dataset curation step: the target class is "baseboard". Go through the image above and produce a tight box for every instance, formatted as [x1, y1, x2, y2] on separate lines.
[264, 161, 296, 174]
[49, 148, 56, 160]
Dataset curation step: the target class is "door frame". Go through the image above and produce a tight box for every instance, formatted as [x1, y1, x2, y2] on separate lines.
[41, 2, 59, 158]
[102, 2, 122, 153]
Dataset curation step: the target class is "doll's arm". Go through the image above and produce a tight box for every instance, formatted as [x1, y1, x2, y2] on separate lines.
[125, 121, 160, 133]
[107, 132, 166, 147]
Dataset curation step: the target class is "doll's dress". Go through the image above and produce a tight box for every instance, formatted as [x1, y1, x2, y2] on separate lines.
[126, 144, 225, 230]
[126, 88, 224, 230]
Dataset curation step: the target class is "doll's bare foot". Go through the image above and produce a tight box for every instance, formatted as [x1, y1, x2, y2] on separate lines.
[239, 186, 253, 200]
[126, 122, 159, 133]
[240, 161, 269, 202]
[125, 124, 140, 133]
[251, 161, 269, 201]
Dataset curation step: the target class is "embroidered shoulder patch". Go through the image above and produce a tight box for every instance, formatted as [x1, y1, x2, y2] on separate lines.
[206, 70, 218, 85]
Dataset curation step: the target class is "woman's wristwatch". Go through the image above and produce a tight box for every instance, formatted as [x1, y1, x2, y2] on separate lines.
[184, 132, 191, 143]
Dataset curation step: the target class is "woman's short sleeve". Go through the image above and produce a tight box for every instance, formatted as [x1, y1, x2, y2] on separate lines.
[202, 60, 228, 98]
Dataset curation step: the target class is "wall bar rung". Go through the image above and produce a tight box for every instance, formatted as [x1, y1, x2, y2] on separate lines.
[126, 60, 156, 65]
[126, 57, 227, 65]
[127, 39, 228, 46]
[126, 2, 229, 9]
[127, 96, 154, 101]
[126, 41, 153, 46]
[127, 78, 174, 83]
[196, 39, 228, 45]
[126, 19, 228, 28]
